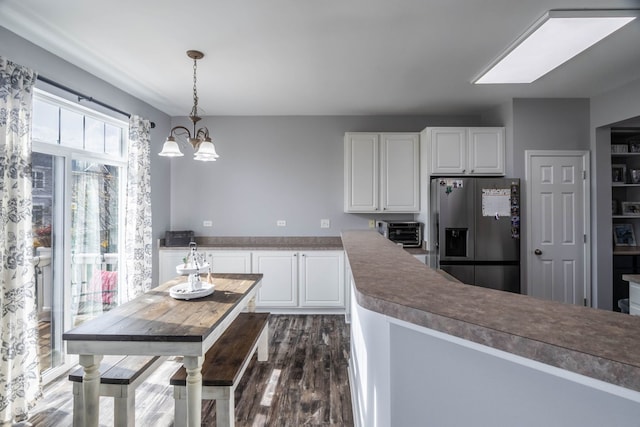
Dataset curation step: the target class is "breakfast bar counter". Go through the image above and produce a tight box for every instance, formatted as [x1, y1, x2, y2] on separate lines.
[342, 230, 640, 427]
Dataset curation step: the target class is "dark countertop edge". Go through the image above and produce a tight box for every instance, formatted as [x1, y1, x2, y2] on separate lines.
[157, 236, 344, 251]
[342, 230, 640, 393]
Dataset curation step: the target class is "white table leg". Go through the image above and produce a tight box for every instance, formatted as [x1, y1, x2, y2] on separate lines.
[247, 296, 256, 312]
[183, 355, 204, 427]
[79, 354, 103, 427]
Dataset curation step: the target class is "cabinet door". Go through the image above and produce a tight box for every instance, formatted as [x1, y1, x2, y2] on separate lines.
[206, 251, 251, 273]
[344, 133, 379, 212]
[299, 251, 345, 307]
[252, 251, 298, 307]
[380, 133, 420, 212]
[158, 250, 188, 284]
[468, 127, 505, 175]
[429, 128, 467, 174]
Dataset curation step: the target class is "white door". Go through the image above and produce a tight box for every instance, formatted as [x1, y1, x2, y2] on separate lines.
[526, 151, 590, 305]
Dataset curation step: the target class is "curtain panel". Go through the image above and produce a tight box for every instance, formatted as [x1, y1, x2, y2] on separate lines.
[124, 115, 152, 300]
[0, 56, 41, 423]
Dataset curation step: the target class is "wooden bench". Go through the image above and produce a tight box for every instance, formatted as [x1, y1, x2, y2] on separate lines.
[69, 355, 164, 427]
[170, 312, 270, 427]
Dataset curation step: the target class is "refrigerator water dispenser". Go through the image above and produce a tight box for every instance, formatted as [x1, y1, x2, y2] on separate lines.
[445, 228, 467, 257]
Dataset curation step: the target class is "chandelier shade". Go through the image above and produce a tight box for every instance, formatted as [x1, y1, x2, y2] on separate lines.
[158, 136, 185, 157]
[159, 50, 219, 162]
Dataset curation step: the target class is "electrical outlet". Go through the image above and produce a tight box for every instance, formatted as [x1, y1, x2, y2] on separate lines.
[203, 220, 213, 227]
[277, 220, 286, 227]
[320, 219, 330, 228]
[369, 219, 375, 228]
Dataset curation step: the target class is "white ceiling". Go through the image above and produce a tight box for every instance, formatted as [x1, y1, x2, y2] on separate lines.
[1, 0, 639, 117]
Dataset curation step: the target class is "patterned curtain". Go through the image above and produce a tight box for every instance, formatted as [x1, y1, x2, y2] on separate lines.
[124, 115, 152, 300]
[0, 57, 41, 423]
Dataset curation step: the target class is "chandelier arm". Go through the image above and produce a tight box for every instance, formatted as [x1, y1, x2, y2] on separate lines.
[170, 125, 193, 139]
[195, 127, 210, 140]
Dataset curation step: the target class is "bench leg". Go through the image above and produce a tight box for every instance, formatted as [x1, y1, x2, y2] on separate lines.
[72, 383, 84, 427]
[217, 390, 235, 427]
[257, 325, 269, 362]
[173, 386, 187, 427]
[114, 391, 135, 427]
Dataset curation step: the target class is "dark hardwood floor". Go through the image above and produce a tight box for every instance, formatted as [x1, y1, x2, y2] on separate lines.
[25, 315, 353, 426]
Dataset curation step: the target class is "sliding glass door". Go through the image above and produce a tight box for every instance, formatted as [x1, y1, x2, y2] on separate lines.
[32, 90, 127, 382]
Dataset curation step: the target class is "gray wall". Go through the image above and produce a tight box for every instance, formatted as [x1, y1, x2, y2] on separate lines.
[0, 26, 172, 286]
[482, 98, 591, 296]
[591, 78, 640, 310]
[168, 114, 479, 236]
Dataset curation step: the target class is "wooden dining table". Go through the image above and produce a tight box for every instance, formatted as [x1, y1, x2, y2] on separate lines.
[63, 273, 263, 427]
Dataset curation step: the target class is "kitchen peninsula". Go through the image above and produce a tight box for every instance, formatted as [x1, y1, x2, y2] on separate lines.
[342, 230, 640, 427]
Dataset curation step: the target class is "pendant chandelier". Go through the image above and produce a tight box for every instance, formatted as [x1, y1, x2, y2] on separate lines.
[159, 50, 219, 162]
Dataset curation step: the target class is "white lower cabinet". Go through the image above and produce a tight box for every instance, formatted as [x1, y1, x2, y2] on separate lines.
[206, 250, 252, 273]
[160, 248, 346, 311]
[252, 251, 298, 308]
[158, 249, 188, 284]
[252, 250, 345, 310]
[159, 249, 251, 284]
[299, 251, 345, 307]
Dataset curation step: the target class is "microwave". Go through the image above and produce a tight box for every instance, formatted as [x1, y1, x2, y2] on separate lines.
[377, 221, 422, 248]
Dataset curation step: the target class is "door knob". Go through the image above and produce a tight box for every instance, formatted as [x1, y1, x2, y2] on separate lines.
[534, 249, 542, 255]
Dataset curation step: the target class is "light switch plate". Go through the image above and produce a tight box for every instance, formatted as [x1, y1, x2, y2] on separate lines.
[320, 219, 330, 228]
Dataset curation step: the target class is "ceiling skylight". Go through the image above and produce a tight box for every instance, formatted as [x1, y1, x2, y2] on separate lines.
[474, 9, 637, 84]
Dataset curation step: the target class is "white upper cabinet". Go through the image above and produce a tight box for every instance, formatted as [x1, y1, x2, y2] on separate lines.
[344, 133, 379, 212]
[380, 133, 420, 212]
[428, 127, 505, 176]
[468, 127, 505, 174]
[344, 132, 420, 212]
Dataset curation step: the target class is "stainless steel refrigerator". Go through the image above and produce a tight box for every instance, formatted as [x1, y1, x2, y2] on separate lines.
[431, 177, 521, 293]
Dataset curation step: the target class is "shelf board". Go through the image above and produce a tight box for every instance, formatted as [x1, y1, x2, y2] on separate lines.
[614, 246, 640, 256]
[611, 152, 640, 156]
[613, 215, 640, 219]
[612, 183, 640, 187]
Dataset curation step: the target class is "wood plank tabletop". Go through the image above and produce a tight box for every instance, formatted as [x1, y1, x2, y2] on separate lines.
[63, 273, 263, 343]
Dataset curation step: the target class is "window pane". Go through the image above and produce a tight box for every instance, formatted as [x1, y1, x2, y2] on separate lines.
[105, 124, 122, 156]
[71, 160, 120, 324]
[84, 117, 105, 153]
[32, 152, 64, 374]
[60, 109, 84, 149]
[32, 99, 59, 143]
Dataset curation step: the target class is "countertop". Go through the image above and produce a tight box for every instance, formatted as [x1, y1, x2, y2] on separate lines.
[342, 230, 640, 392]
[623, 274, 640, 283]
[159, 236, 344, 250]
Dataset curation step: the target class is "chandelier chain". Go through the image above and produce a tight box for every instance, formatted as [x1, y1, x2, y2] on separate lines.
[191, 56, 199, 118]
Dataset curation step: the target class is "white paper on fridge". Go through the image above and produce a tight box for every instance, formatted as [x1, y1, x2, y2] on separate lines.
[481, 188, 511, 217]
